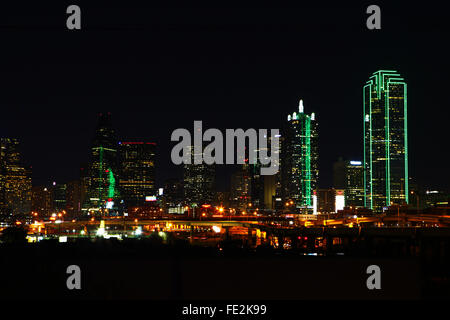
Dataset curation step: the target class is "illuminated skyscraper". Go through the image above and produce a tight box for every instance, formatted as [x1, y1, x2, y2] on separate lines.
[52, 182, 67, 211]
[333, 159, 364, 208]
[0, 138, 32, 217]
[230, 164, 252, 210]
[363, 70, 408, 212]
[251, 134, 282, 210]
[183, 146, 215, 206]
[85, 113, 119, 211]
[118, 141, 156, 207]
[282, 99, 318, 213]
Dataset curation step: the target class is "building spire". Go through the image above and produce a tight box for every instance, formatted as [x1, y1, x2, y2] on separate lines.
[299, 99, 304, 113]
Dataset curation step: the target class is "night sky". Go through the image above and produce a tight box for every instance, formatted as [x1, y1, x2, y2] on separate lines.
[0, 1, 449, 191]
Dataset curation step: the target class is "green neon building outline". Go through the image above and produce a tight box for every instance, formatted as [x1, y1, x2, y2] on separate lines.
[364, 84, 367, 207]
[288, 107, 314, 209]
[364, 70, 408, 210]
[388, 79, 408, 204]
[304, 115, 311, 207]
[404, 83, 409, 203]
[385, 83, 390, 204]
[363, 81, 374, 209]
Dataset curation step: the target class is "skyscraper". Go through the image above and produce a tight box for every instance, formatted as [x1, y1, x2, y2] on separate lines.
[363, 70, 408, 212]
[52, 182, 67, 212]
[282, 99, 318, 213]
[183, 146, 215, 206]
[85, 113, 119, 211]
[252, 133, 282, 210]
[230, 164, 252, 210]
[0, 138, 32, 217]
[118, 141, 156, 208]
[345, 161, 364, 208]
[333, 159, 364, 208]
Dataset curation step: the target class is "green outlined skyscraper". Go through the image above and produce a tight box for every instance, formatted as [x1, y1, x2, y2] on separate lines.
[85, 112, 119, 211]
[363, 70, 408, 212]
[282, 99, 318, 213]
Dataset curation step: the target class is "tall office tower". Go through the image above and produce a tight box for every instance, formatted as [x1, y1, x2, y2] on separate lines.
[52, 182, 67, 211]
[333, 159, 364, 208]
[282, 99, 318, 213]
[183, 146, 215, 206]
[363, 70, 408, 212]
[345, 161, 364, 208]
[252, 133, 282, 210]
[118, 141, 156, 208]
[0, 138, 32, 217]
[85, 112, 119, 210]
[263, 174, 277, 210]
[333, 157, 347, 190]
[273, 135, 284, 210]
[249, 163, 263, 208]
[230, 164, 252, 210]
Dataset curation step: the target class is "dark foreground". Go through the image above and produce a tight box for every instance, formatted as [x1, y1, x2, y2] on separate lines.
[1, 236, 449, 300]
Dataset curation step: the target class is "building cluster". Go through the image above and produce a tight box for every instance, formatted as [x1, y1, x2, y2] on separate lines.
[0, 70, 449, 220]
[171, 70, 446, 215]
[1, 113, 158, 220]
[0, 138, 32, 219]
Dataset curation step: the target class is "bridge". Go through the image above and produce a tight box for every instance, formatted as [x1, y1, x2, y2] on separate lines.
[36, 213, 450, 234]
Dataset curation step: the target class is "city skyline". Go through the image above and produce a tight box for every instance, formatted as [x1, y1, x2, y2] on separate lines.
[0, 3, 449, 193]
[1, 67, 448, 217]
[2, 2, 450, 303]
[1, 76, 448, 197]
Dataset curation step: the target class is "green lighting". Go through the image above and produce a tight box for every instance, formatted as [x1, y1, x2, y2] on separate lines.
[363, 70, 408, 212]
[107, 168, 115, 199]
[404, 83, 409, 203]
[285, 102, 317, 212]
[304, 115, 311, 207]
[385, 82, 390, 204]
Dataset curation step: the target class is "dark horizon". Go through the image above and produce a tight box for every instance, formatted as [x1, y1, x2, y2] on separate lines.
[1, 2, 449, 192]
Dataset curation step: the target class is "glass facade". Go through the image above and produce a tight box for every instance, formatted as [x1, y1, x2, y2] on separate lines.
[346, 161, 364, 207]
[230, 164, 252, 210]
[283, 99, 318, 212]
[183, 146, 215, 206]
[363, 70, 408, 212]
[0, 138, 32, 217]
[118, 141, 156, 207]
[333, 159, 364, 208]
[85, 112, 119, 210]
